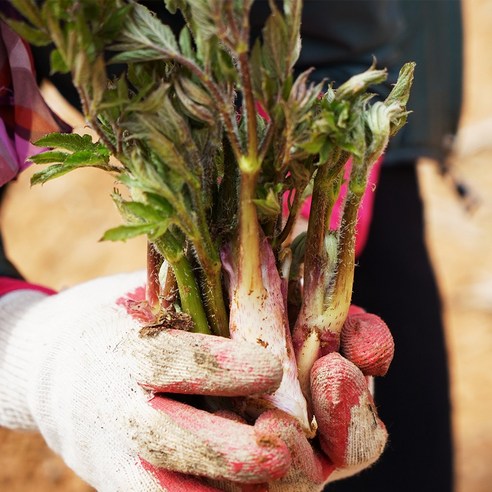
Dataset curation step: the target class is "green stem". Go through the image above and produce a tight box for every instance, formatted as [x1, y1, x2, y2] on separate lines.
[238, 51, 258, 157]
[154, 234, 210, 335]
[321, 189, 362, 331]
[187, 190, 229, 337]
[303, 151, 345, 299]
[238, 165, 264, 296]
[192, 239, 229, 337]
[275, 186, 304, 247]
[326, 159, 368, 315]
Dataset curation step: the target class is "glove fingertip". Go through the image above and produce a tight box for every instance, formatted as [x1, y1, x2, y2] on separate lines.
[132, 329, 283, 397]
[340, 313, 394, 376]
[140, 397, 291, 484]
[311, 353, 387, 468]
[255, 410, 325, 485]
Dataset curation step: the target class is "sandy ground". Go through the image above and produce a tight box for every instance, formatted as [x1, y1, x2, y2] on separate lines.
[1, 1, 492, 490]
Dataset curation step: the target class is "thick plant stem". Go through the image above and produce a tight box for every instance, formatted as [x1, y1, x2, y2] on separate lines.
[237, 161, 263, 296]
[294, 189, 362, 394]
[224, 158, 311, 432]
[154, 234, 211, 335]
[190, 216, 229, 337]
[303, 164, 333, 301]
[328, 189, 362, 325]
[295, 175, 364, 399]
[303, 152, 346, 304]
[293, 153, 354, 401]
[190, 192, 230, 337]
[238, 51, 258, 158]
[198, 257, 230, 338]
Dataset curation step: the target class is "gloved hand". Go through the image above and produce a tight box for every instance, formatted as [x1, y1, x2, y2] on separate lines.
[207, 309, 393, 492]
[0, 271, 295, 491]
[0, 271, 393, 491]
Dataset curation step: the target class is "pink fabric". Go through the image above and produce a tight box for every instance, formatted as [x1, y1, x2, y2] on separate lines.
[141, 459, 223, 491]
[0, 276, 56, 297]
[0, 21, 65, 186]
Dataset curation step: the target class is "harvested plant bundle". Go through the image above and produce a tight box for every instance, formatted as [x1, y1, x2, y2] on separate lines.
[6, 0, 413, 439]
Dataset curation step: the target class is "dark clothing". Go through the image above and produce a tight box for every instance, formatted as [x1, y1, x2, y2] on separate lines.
[0, 230, 21, 279]
[0, 187, 22, 279]
[327, 165, 454, 491]
[384, 0, 463, 166]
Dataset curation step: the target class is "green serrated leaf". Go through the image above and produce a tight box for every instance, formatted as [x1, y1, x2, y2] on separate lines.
[111, 3, 180, 64]
[119, 201, 166, 223]
[63, 150, 109, 167]
[29, 150, 69, 164]
[110, 47, 165, 64]
[49, 49, 70, 74]
[30, 148, 112, 186]
[128, 83, 169, 113]
[248, 38, 263, 90]
[179, 26, 194, 60]
[253, 197, 281, 218]
[99, 4, 133, 38]
[253, 184, 283, 219]
[336, 66, 387, 101]
[176, 76, 212, 107]
[319, 139, 333, 164]
[30, 163, 78, 185]
[262, 7, 288, 82]
[126, 63, 157, 92]
[33, 133, 109, 155]
[145, 192, 174, 215]
[9, 0, 44, 28]
[174, 78, 215, 125]
[101, 223, 162, 242]
[4, 19, 51, 46]
[73, 5, 98, 63]
[164, 0, 185, 15]
[43, 0, 73, 21]
[212, 47, 237, 86]
[300, 135, 325, 154]
[384, 62, 415, 109]
[182, 0, 217, 41]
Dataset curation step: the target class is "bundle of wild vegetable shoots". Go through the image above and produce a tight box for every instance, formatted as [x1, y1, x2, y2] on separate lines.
[6, 0, 413, 437]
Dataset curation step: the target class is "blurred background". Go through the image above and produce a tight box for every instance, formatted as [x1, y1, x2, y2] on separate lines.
[1, 0, 492, 491]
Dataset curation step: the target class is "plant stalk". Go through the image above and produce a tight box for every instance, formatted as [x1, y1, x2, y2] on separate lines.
[303, 151, 346, 300]
[188, 200, 229, 337]
[154, 234, 210, 335]
[237, 162, 263, 296]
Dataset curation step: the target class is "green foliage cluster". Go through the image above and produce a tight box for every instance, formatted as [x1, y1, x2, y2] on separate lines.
[3, 0, 414, 337]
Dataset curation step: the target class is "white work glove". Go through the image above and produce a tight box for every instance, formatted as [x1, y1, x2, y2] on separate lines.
[0, 271, 293, 491]
[208, 309, 393, 492]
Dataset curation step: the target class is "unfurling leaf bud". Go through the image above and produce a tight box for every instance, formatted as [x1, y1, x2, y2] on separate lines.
[336, 66, 387, 101]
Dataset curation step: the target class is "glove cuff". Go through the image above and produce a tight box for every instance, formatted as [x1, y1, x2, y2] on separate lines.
[0, 276, 57, 297]
[0, 289, 49, 430]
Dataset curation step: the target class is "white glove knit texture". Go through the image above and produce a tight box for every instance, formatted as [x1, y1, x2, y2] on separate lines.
[0, 271, 165, 491]
[0, 289, 45, 430]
